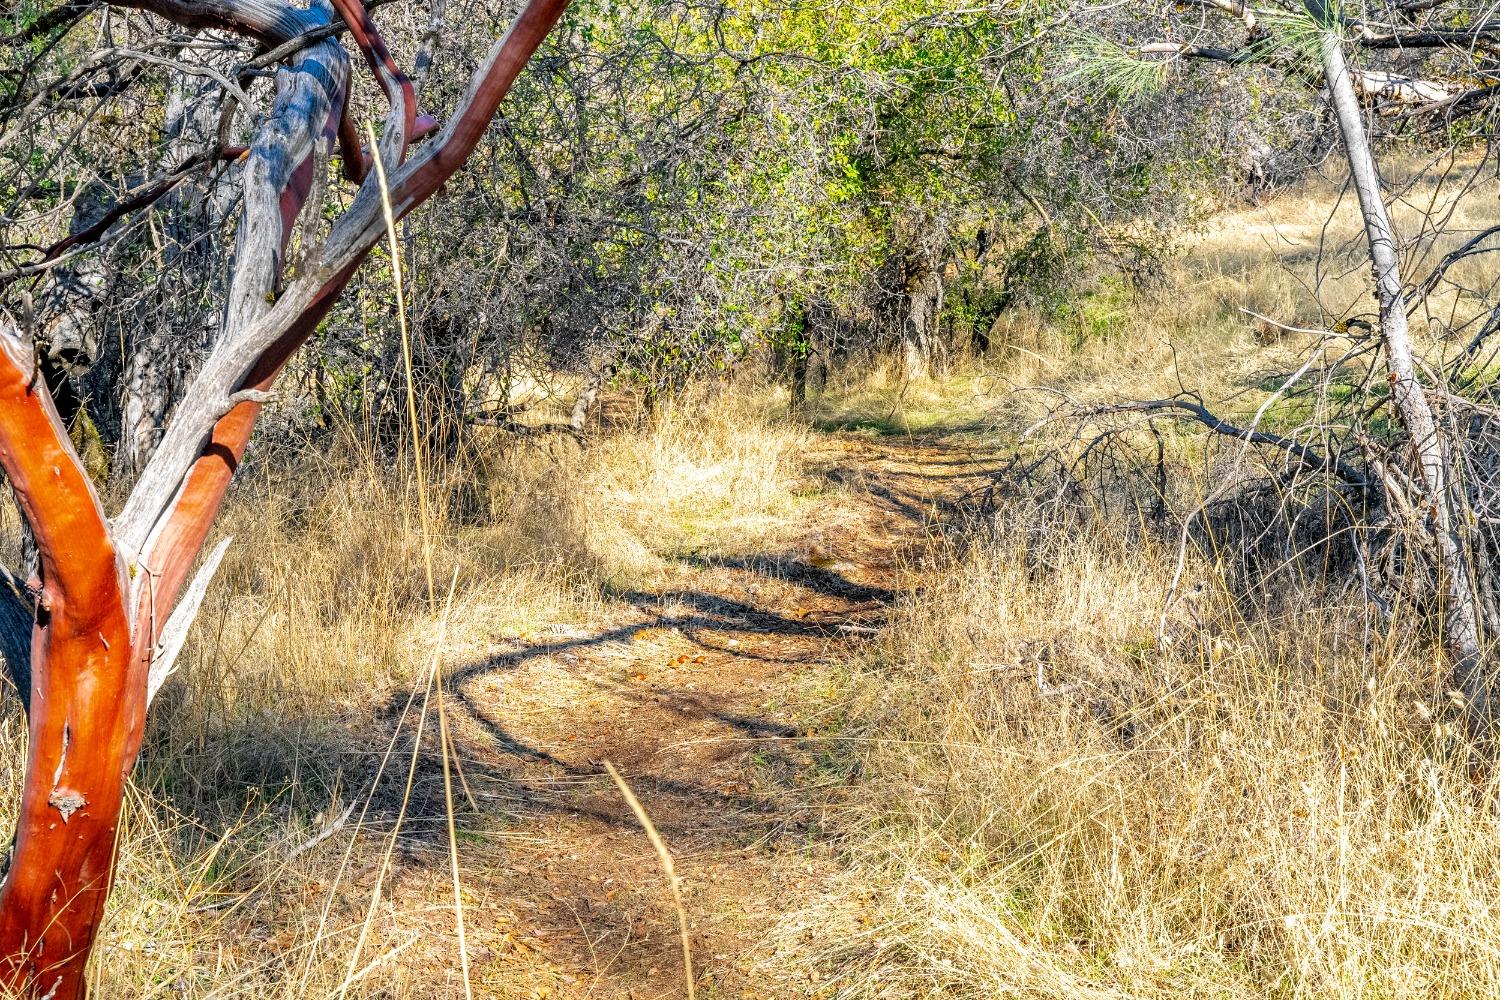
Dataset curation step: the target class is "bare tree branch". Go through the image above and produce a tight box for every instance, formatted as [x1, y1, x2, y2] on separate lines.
[1071, 394, 1366, 485]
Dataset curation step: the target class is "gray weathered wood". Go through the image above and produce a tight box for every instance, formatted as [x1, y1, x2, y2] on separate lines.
[1313, 8, 1490, 719]
[115, 0, 572, 563]
[147, 536, 231, 704]
[224, 33, 349, 339]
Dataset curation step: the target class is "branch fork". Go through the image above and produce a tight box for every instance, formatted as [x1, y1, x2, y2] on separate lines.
[0, 1, 571, 994]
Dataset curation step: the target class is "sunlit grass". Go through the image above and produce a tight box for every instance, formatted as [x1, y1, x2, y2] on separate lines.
[779, 156, 1500, 1000]
[19, 149, 1500, 1000]
[57, 384, 819, 997]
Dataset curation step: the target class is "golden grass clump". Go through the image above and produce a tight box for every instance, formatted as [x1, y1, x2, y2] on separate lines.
[566, 385, 815, 581]
[44, 384, 814, 998]
[798, 503, 1500, 999]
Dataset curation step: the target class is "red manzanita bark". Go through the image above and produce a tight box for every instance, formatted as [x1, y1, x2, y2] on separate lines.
[0, 0, 571, 994]
[0, 337, 140, 997]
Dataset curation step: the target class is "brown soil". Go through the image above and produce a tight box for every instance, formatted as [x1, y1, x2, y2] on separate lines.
[305, 431, 1001, 999]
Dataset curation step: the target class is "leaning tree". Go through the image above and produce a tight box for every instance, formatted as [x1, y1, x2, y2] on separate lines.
[1081, 0, 1500, 726]
[0, 0, 568, 993]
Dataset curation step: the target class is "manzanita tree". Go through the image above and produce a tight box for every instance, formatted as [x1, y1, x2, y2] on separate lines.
[0, 0, 568, 993]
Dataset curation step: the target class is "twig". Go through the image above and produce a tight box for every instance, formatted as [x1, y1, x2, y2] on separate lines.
[286, 802, 356, 860]
[1072, 394, 1366, 485]
[1238, 308, 1340, 338]
[604, 761, 696, 1000]
[0, 151, 223, 286]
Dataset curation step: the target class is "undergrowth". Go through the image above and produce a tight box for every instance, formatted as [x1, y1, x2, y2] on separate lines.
[57, 385, 812, 998]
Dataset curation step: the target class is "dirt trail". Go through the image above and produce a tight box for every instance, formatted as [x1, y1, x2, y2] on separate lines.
[377, 431, 1002, 998]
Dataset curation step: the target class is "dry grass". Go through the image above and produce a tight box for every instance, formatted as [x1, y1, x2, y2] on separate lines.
[796, 512, 1500, 999]
[36, 385, 814, 998]
[9, 154, 1499, 999]
[785, 157, 1500, 999]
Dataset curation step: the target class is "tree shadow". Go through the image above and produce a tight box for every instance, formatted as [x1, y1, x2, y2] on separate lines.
[126, 427, 1006, 993]
[816, 440, 998, 527]
[146, 540, 854, 851]
[676, 553, 896, 604]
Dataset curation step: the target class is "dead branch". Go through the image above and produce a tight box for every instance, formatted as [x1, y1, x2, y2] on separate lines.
[1072, 393, 1366, 485]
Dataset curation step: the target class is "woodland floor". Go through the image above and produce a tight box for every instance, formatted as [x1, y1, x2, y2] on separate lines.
[297, 427, 1005, 999]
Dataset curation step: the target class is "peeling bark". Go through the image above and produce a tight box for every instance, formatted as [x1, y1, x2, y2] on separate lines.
[0, 0, 570, 992]
[0, 321, 135, 1000]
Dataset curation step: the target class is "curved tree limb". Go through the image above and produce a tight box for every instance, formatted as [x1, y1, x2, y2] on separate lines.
[328, 0, 417, 163]
[242, 0, 405, 70]
[113, 0, 328, 45]
[0, 316, 136, 999]
[0, 323, 117, 615]
[222, 26, 350, 345]
[1071, 393, 1367, 486]
[116, 0, 572, 563]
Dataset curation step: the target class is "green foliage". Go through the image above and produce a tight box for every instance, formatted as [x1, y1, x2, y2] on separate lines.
[4, 0, 1273, 441]
[1061, 33, 1168, 98]
[1248, 8, 1325, 60]
[1051, 276, 1131, 348]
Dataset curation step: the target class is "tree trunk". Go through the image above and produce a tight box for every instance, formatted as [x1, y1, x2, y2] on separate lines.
[570, 361, 614, 436]
[899, 225, 949, 381]
[902, 263, 945, 381]
[773, 297, 811, 410]
[0, 0, 569, 991]
[0, 336, 141, 998]
[114, 57, 236, 481]
[1315, 11, 1489, 720]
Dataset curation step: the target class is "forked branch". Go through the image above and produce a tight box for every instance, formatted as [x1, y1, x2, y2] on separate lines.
[1067, 393, 1366, 486]
[115, 0, 571, 569]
